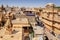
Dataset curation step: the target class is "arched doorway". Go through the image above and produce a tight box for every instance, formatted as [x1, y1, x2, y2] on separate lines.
[23, 27, 34, 40]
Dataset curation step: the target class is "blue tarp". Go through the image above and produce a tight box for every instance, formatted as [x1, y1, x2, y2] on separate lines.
[26, 13, 35, 16]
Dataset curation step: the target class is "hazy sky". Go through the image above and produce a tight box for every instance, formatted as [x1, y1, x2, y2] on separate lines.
[0, 0, 60, 7]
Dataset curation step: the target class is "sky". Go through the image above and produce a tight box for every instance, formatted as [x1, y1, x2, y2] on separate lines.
[0, 0, 60, 8]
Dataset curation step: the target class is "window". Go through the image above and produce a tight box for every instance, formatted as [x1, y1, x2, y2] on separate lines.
[47, 12, 50, 18]
[58, 13, 60, 17]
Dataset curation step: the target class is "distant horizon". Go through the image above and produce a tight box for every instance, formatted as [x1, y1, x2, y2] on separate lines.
[0, 0, 60, 8]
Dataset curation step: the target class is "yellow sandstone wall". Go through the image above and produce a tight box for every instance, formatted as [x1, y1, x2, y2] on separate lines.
[40, 10, 60, 34]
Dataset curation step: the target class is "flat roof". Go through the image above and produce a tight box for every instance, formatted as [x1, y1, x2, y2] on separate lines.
[12, 18, 28, 24]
